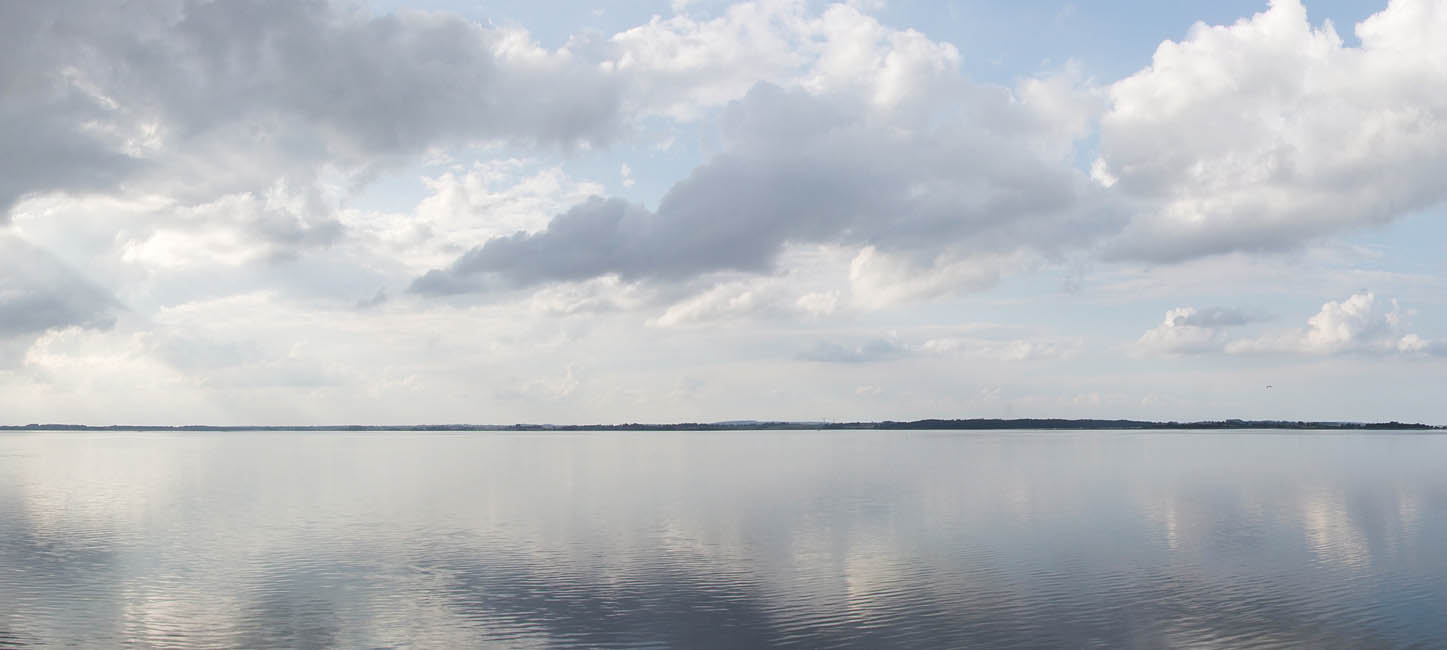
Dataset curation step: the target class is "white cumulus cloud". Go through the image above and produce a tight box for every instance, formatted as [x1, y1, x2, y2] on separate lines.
[1133, 307, 1264, 356]
[1098, 0, 1447, 261]
[1227, 292, 1438, 356]
[1136, 293, 1439, 358]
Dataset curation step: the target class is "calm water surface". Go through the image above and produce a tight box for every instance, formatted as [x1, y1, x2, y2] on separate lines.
[1, 429, 1444, 649]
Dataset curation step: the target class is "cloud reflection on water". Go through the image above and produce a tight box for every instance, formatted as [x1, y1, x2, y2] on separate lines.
[0, 430, 1444, 649]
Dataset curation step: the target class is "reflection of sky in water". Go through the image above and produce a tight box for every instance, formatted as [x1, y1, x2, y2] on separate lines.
[1, 430, 1445, 649]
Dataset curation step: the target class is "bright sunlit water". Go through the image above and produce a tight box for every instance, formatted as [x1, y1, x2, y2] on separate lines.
[1, 429, 1444, 649]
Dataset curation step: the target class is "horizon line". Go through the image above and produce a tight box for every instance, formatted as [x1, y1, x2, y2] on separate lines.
[3, 417, 1442, 431]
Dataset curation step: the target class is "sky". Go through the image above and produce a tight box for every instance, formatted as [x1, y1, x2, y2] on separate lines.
[2, 0, 1445, 425]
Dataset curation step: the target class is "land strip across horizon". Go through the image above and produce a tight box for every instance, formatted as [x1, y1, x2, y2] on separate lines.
[1, 418, 1441, 432]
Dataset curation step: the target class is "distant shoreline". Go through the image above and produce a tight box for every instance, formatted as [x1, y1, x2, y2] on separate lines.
[2, 418, 1441, 432]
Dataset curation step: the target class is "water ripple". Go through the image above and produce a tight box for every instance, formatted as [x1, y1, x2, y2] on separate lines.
[1, 429, 1445, 648]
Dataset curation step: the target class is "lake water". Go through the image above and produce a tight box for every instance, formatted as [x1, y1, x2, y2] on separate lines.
[0, 429, 1444, 649]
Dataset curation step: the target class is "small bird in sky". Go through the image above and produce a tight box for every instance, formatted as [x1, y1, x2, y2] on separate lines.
[1266, 385, 1273, 389]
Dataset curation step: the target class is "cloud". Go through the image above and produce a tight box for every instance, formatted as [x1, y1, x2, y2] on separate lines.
[798, 332, 1080, 364]
[608, 1, 997, 120]
[0, 236, 119, 340]
[847, 246, 1039, 309]
[1133, 307, 1263, 356]
[355, 289, 389, 310]
[495, 366, 581, 401]
[1098, 0, 1447, 261]
[1167, 307, 1258, 329]
[405, 160, 608, 267]
[606, 1, 812, 121]
[650, 281, 781, 327]
[1136, 293, 1440, 358]
[1227, 292, 1439, 356]
[527, 276, 654, 316]
[7, 0, 1064, 224]
[796, 338, 908, 364]
[855, 384, 883, 397]
[417, 70, 1110, 294]
[647, 277, 842, 327]
[6, 0, 1447, 426]
[407, 3, 1115, 299]
[10, 0, 1115, 319]
[920, 336, 1083, 361]
[118, 182, 346, 269]
[0, 0, 624, 220]
[795, 291, 840, 318]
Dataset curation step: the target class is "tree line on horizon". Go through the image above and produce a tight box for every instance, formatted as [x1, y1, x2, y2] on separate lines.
[2, 418, 1439, 432]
